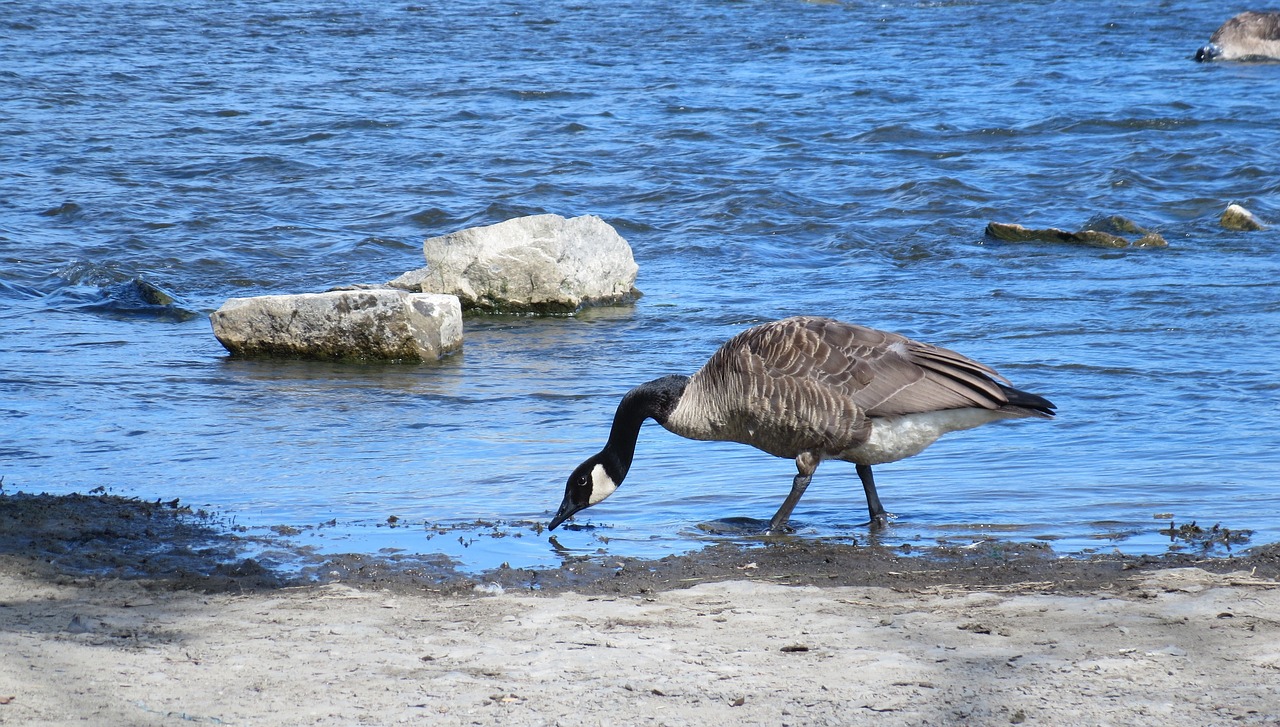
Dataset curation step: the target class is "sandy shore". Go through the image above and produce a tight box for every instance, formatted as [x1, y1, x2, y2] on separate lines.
[3, 563, 1279, 725]
[2, 493, 1279, 725]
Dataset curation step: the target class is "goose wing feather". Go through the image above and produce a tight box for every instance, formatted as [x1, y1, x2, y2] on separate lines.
[761, 317, 1013, 413]
[694, 323, 868, 458]
[690, 317, 1019, 454]
[1215, 11, 1280, 43]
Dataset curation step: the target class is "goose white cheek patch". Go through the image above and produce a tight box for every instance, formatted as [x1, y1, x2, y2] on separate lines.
[587, 463, 618, 505]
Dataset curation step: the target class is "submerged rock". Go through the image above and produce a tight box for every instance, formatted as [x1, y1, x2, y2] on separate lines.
[97, 277, 202, 320]
[985, 222, 1126, 248]
[1132, 233, 1169, 248]
[210, 289, 461, 362]
[54, 261, 199, 320]
[985, 221, 1166, 249]
[1219, 204, 1267, 231]
[389, 213, 640, 314]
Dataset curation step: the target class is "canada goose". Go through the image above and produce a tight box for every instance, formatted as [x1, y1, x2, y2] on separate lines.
[1196, 11, 1280, 61]
[549, 316, 1055, 533]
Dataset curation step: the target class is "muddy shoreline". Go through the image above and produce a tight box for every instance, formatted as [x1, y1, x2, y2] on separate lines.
[3, 491, 1276, 597]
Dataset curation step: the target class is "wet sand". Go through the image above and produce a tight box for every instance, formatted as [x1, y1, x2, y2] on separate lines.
[2, 492, 1278, 725]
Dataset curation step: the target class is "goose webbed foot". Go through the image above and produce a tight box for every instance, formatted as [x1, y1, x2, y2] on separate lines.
[866, 511, 893, 529]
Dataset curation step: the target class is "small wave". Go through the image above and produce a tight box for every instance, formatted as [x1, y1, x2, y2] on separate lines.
[277, 131, 335, 144]
[333, 118, 403, 131]
[231, 155, 325, 175]
[0, 279, 44, 301]
[850, 123, 935, 144]
[503, 89, 592, 101]
[658, 127, 719, 142]
[354, 236, 414, 251]
[460, 202, 551, 228]
[1029, 116, 1205, 135]
[408, 207, 456, 229]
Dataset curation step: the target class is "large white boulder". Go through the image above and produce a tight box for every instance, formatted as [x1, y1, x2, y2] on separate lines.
[389, 213, 640, 314]
[210, 289, 461, 362]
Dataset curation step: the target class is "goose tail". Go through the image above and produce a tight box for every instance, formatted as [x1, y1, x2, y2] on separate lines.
[998, 384, 1056, 418]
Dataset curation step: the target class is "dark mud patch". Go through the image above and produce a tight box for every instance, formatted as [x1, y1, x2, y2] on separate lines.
[454, 538, 1280, 599]
[2, 491, 1278, 598]
[0, 491, 291, 591]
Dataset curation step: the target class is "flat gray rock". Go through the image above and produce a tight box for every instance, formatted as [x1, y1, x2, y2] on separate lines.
[210, 289, 461, 361]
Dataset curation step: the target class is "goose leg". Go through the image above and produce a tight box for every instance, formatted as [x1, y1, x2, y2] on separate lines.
[856, 463, 890, 528]
[767, 453, 820, 535]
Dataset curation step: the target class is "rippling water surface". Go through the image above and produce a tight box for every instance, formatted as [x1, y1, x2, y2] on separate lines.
[3, 1, 1278, 572]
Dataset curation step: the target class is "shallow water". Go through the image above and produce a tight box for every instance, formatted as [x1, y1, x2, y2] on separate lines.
[2, 1, 1278, 573]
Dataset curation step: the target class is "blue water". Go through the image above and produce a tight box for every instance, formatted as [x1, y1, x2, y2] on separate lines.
[2, 1, 1277, 572]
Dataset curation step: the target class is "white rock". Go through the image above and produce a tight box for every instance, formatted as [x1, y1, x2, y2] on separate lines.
[390, 214, 640, 313]
[210, 289, 461, 361]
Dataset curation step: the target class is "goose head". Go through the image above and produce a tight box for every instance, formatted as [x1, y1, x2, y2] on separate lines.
[549, 453, 622, 530]
[549, 375, 687, 530]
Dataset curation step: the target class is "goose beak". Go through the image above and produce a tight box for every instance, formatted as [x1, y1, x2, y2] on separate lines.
[548, 496, 583, 531]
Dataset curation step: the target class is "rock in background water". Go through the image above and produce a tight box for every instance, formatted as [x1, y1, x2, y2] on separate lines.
[1219, 204, 1267, 231]
[390, 214, 640, 314]
[985, 220, 1168, 249]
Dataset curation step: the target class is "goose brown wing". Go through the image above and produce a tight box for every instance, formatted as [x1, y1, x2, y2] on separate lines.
[721, 317, 1013, 420]
[1254, 12, 1280, 41]
[690, 318, 870, 456]
[1216, 12, 1280, 43]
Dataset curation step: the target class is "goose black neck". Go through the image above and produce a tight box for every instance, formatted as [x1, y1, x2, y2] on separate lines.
[601, 375, 689, 481]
